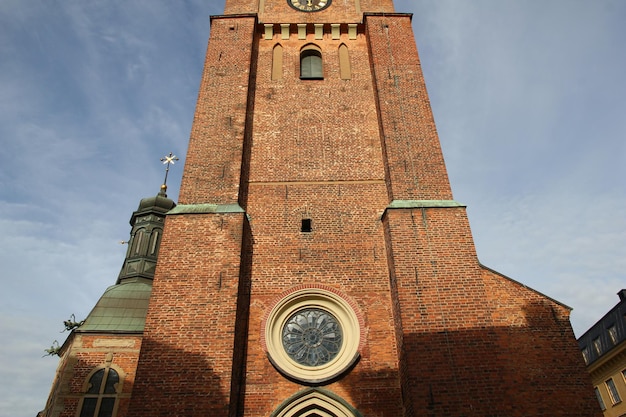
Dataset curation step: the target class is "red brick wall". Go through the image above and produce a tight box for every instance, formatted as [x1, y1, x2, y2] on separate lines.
[242, 183, 404, 416]
[383, 206, 602, 416]
[179, 16, 257, 205]
[127, 212, 248, 417]
[249, 28, 384, 184]
[126, 9, 601, 417]
[223, 0, 257, 15]
[238, 19, 408, 417]
[41, 334, 142, 417]
[482, 268, 602, 416]
[366, 14, 453, 201]
[383, 206, 494, 416]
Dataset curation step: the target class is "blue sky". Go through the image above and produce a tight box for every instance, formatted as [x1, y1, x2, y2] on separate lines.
[1, 1, 625, 416]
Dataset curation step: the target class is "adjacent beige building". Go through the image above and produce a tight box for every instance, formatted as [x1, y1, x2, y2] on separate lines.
[579, 290, 626, 417]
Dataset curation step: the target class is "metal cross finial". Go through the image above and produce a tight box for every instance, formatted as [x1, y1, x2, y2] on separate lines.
[160, 152, 179, 189]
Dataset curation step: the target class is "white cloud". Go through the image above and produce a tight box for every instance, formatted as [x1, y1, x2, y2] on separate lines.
[1, 1, 625, 416]
[468, 191, 626, 335]
[1, 316, 61, 416]
[409, 0, 626, 337]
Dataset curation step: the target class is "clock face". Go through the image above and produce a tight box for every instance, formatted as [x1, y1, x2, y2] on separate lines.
[288, 0, 331, 12]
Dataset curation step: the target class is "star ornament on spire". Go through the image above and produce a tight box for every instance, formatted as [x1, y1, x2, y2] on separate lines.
[159, 152, 179, 195]
[161, 152, 179, 167]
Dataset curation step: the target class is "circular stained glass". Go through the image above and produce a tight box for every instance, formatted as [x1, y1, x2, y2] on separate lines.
[282, 308, 343, 367]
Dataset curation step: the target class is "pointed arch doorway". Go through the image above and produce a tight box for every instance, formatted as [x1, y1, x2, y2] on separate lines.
[271, 388, 363, 417]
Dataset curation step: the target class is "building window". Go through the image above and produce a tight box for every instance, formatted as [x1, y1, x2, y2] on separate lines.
[79, 368, 120, 417]
[263, 285, 362, 384]
[149, 229, 161, 256]
[282, 308, 342, 366]
[132, 228, 146, 255]
[301, 218, 312, 233]
[593, 337, 602, 355]
[595, 387, 606, 411]
[608, 325, 618, 345]
[300, 46, 323, 79]
[606, 378, 622, 404]
[582, 347, 590, 364]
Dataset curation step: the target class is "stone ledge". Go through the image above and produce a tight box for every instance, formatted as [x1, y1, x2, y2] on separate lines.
[263, 23, 359, 40]
[387, 200, 465, 209]
[167, 203, 245, 215]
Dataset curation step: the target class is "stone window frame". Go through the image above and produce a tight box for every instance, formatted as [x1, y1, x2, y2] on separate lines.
[77, 363, 125, 417]
[605, 378, 622, 405]
[262, 285, 365, 384]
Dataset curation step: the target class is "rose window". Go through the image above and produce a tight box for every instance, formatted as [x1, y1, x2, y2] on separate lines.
[282, 308, 343, 367]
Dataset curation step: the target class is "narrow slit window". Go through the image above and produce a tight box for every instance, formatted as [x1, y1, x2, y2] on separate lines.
[149, 230, 160, 256]
[301, 219, 312, 232]
[132, 229, 146, 255]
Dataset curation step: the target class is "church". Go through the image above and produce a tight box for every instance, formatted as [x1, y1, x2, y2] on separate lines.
[40, 0, 601, 416]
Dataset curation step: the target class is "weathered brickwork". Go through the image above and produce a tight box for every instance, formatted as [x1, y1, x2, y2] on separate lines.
[129, 5, 601, 415]
[126, 212, 249, 417]
[241, 24, 410, 412]
[243, 182, 403, 416]
[381, 205, 601, 416]
[366, 14, 453, 201]
[250, 32, 384, 183]
[481, 267, 601, 416]
[179, 16, 257, 205]
[45, 1, 602, 416]
[40, 334, 142, 417]
[382, 206, 489, 415]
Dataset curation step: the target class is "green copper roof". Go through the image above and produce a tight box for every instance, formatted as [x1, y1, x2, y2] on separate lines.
[78, 278, 152, 332]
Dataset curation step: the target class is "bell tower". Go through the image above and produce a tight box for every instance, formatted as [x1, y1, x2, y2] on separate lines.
[120, 1, 600, 416]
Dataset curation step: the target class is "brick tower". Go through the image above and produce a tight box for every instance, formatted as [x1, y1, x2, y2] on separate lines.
[44, 1, 602, 417]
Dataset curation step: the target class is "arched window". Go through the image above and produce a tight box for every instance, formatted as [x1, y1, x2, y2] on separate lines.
[149, 228, 162, 256]
[131, 228, 146, 256]
[300, 45, 323, 80]
[263, 286, 363, 384]
[79, 367, 120, 417]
